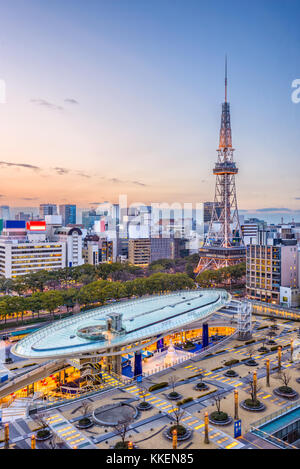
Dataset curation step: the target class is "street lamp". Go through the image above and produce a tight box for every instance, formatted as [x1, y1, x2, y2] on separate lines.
[234, 390, 239, 420]
[278, 346, 282, 371]
[172, 429, 177, 450]
[266, 358, 270, 387]
[204, 412, 209, 444]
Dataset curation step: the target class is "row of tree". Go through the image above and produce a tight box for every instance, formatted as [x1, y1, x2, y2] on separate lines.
[196, 262, 246, 288]
[0, 262, 145, 296]
[0, 272, 195, 325]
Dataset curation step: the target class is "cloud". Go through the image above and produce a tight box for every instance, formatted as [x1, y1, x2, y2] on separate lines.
[256, 208, 292, 212]
[75, 171, 91, 179]
[64, 98, 79, 105]
[294, 197, 300, 200]
[31, 99, 64, 111]
[0, 161, 41, 171]
[20, 197, 39, 201]
[108, 177, 147, 187]
[89, 202, 103, 205]
[132, 180, 147, 187]
[53, 167, 70, 176]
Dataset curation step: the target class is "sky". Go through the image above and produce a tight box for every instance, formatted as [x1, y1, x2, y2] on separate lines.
[0, 0, 299, 222]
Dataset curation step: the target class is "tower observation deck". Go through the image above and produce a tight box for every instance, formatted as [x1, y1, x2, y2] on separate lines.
[195, 59, 245, 274]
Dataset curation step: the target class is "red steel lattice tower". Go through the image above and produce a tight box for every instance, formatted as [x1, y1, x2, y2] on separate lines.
[195, 59, 245, 274]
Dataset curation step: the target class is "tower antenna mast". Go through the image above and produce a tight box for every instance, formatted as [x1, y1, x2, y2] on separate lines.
[225, 55, 228, 103]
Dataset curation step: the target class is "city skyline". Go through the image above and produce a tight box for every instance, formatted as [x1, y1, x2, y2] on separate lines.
[0, 0, 299, 215]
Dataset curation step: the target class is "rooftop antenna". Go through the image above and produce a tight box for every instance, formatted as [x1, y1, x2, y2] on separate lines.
[225, 55, 228, 103]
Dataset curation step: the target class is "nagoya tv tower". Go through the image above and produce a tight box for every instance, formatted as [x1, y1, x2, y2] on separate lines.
[195, 58, 245, 274]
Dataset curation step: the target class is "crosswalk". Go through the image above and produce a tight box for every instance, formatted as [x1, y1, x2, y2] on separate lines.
[124, 384, 244, 449]
[240, 385, 286, 405]
[184, 364, 243, 388]
[44, 411, 96, 449]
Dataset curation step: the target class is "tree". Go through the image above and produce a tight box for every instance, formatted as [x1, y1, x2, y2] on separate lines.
[80, 400, 92, 418]
[168, 375, 179, 394]
[278, 371, 293, 393]
[170, 405, 186, 435]
[245, 372, 262, 405]
[62, 288, 78, 312]
[26, 292, 44, 320]
[246, 346, 256, 362]
[41, 290, 64, 320]
[212, 394, 227, 417]
[12, 278, 27, 296]
[0, 278, 14, 295]
[113, 417, 134, 449]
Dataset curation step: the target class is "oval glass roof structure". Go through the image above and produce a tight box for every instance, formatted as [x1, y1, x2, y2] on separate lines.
[13, 289, 230, 359]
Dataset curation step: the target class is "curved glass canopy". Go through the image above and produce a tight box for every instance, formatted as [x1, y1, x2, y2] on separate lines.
[14, 289, 230, 359]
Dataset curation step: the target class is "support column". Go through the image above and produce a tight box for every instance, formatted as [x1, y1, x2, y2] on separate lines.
[134, 351, 142, 378]
[106, 355, 113, 374]
[157, 337, 164, 352]
[112, 351, 122, 376]
[202, 323, 209, 348]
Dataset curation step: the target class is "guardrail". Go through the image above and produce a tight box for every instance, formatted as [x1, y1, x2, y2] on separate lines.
[251, 398, 300, 429]
[0, 359, 64, 395]
[141, 330, 237, 379]
[250, 427, 298, 449]
[249, 300, 300, 321]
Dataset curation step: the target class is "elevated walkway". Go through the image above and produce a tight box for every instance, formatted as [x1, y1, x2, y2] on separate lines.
[0, 359, 65, 400]
[1, 397, 32, 422]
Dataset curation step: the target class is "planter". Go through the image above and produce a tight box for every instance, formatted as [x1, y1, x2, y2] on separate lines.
[76, 417, 93, 429]
[194, 382, 209, 391]
[209, 411, 233, 426]
[137, 401, 153, 411]
[224, 370, 238, 378]
[35, 429, 52, 441]
[113, 441, 138, 449]
[296, 377, 300, 384]
[258, 347, 269, 353]
[167, 392, 183, 401]
[273, 387, 299, 400]
[245, 359, 258, 367]
[266, 340, 276, 345]
[240, 399, 266, 412]
[164, 425, 192, 441]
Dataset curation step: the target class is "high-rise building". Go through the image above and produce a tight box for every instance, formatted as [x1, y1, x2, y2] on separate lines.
[54, 227, 84, 268]
[203, 202, 222, 223]
[241, 219, 267, 246]
[81, 210, 101, 230]
[39, 204, 57, 218]
[59, 204, 76, 226]
[0, 206, 10, 221]
[82, 234, 100, 266]
[128, 239, 151, 266]
[100, 240, 114, 263]
[0, 220, 65, 278]
[128, 237, 181, 266]
[196, 60, 245, 274]
[246, 235, 298, 305]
